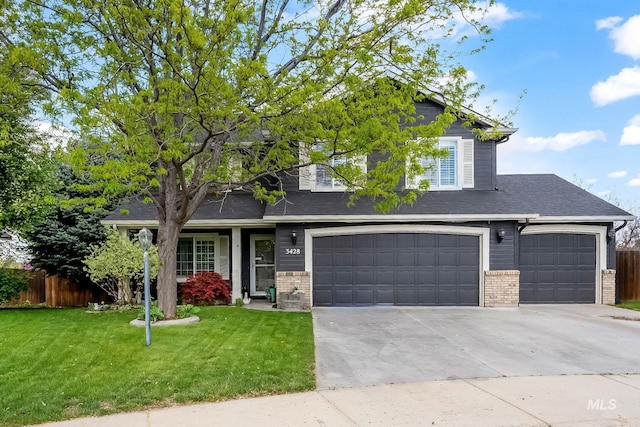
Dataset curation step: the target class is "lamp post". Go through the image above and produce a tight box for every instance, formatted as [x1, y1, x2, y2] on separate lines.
[138, 228, 153, 346]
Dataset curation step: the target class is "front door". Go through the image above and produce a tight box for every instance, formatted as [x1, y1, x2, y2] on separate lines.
[250, 235, 275, 296]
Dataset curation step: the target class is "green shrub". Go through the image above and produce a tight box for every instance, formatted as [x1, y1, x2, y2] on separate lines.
[0, 269, 29, 304]
[234, 297, 244, 307]
[177, 304, 200, 319]
[180, 272, 231, 305]
[137, 302, 164, 322]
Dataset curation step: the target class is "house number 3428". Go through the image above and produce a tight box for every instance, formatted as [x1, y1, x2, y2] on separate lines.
[285, 248, 301, 255]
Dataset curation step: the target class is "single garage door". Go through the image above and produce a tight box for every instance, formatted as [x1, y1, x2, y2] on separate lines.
[313, 233, 479, 306]
[519, 233, 596, 304]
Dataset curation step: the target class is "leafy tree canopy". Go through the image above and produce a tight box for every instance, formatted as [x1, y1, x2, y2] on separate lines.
[0, 0, 502, 317]
[26, 164, 114, 284]
[0, 50, 58, 231]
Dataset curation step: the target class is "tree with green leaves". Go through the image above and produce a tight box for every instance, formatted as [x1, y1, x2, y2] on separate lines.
[1, 0, 501, 317]
[0, 50, 57, 231]
[84, 226, 159, 305]
[26, 164, 112, 284]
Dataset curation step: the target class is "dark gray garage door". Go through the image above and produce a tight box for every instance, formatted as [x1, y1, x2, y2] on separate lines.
[519, 233, 596, 304]
[313, 233, 479, 306]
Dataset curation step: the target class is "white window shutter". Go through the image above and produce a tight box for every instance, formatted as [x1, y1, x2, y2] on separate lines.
[462, 139, 474, 188]
[298, 145, 311, 190]
[218, 235, 230, 280]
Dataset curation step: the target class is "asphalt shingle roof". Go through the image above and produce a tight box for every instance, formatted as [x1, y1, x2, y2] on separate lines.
[104, 174, 633, 223]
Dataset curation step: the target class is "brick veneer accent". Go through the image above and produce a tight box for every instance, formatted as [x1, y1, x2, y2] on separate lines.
[484, 270, 520, 307]
[601, 269, 616, 305]
[276, 271, 311, 309]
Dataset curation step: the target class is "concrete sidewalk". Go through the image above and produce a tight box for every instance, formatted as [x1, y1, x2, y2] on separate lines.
[38, 374, 640, 427]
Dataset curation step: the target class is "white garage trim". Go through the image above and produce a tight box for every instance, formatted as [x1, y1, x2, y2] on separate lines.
[304, 224, 491, 307]
[520, 224, 607, 304]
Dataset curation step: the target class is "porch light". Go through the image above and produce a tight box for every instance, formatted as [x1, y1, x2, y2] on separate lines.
[496, 229, 506, 243]
[138, 228, 153, 346]
[291, 231, 297, 246]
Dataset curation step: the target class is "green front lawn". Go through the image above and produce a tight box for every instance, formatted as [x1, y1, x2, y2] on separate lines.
[618, 301, 640, 311]
[0, 307, 315, 426]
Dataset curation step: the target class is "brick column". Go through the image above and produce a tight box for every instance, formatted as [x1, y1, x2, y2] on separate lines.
[601, 269, 616, 305]
[484, 270, 520, 307]
[276, 271, 311, 309]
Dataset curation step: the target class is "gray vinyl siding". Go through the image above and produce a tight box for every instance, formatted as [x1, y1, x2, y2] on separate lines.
[275, 224, 305, 271]
[474, 140, 495, 190]
[489, 221, 518, 270]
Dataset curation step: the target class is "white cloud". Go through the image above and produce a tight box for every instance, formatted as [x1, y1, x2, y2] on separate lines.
[607, 170, 627, 178]
[629, 178, 640, 186]
[586, 178, 598, 184]
[590, 66, 640, 106]
[620, 114, 640, 145]
[476, 2, 523, 28]
[596, 16, 622, 30]
[604, 15, 640, 59]
[36, 122, 71, 148]
[508, 130, 605, 153]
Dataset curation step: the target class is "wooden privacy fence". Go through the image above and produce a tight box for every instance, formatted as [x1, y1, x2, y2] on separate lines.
[6, 270, 46, 305]
[616, 250, 640, 301]
[4, 271, 108, 307]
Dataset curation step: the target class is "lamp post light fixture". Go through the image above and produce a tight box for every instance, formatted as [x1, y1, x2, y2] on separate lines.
[138, 228, 153, 346]
[291, 231, 297, 246]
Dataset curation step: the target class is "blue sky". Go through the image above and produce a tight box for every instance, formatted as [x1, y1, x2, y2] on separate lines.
[463, 1, 640, 209]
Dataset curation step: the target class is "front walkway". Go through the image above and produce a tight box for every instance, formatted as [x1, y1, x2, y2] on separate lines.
[37, 374, 640, 426]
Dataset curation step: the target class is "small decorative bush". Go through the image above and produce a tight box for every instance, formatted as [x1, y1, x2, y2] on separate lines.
[177, 304, 200, 319]
[235, 297, 244, 307]
[180, 271, 231, 305]
[137, 302, 165, 322]
[0, 269, 29, 304]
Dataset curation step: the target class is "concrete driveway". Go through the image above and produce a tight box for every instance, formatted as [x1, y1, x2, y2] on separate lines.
[313, 305, 640, 389]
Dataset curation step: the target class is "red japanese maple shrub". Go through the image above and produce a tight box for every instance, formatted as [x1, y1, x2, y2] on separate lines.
[180, 272, 231, 305]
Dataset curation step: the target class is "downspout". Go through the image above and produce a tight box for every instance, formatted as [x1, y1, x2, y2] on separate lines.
[518, 218, 530, 233]
[614, 220, 628, 234]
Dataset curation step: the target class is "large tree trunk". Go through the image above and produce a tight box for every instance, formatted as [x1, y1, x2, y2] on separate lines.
[156, 218, 182, 319]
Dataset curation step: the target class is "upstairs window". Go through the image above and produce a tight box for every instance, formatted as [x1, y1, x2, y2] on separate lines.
[299, 143, 367, 191]
[407, 137, 474, 190]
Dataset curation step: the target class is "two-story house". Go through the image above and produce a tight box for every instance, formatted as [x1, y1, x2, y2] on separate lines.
[105, 96, 633, 308]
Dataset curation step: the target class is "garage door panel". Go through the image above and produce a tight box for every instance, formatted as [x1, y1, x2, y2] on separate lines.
[355, 288, 375, 304]
[334, 270, 353, 285]
[313, 233, 479, 306]
[416, 269, 436, 284]
[334, 289, 355, 305]
[354, 234, 374, 247]
[354, 270, 373, 285]
[375, 252, 395, 267]
[355, 252, 374, 267]
[397, 252, 416, 266]
[417, 252, 437, 265]
[395, 288, 415, 304]
[396, 270, 415, 285]
[519, 233, 596, 304]
[375, 270, 394, 285]
[314, 289, 333, 306]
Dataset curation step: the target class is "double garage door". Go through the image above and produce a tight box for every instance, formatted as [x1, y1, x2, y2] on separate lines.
[313, 233, 479, 306]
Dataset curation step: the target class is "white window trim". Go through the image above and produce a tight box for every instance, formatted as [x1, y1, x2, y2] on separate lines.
[176, 233, 230, 282]
[310, 155, 367, 192]
[406, 137, 466, 191]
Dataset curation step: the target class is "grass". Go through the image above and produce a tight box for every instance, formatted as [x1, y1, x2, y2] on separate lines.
[0, 306, 315, 426]
[618, 301, 640, 311]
